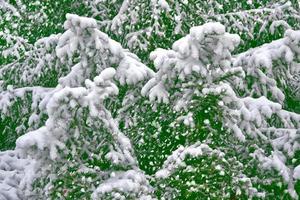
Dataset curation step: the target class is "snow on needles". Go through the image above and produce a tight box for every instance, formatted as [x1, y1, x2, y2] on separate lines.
[57, 14, 154, 87]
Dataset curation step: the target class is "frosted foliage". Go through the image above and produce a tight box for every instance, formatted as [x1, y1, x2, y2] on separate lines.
[88, 0, 170, 51]
[0, 1, 300, 198]
[0, 85, 55, 139]
[0, 14, 154, 155]
[0, 86, 53, 117]
[0, 14, 156, 199]
[0, 32, 30, 61]
[155, 143, 265, 198]
[0, 34, 61, 88]
[143, 22, 300, 198]
[17, 68, 125, 162]
[0, 13, 153, 91]
[155, 143, 224, 179]
[92, 170, 155, 200]
[0, 1, 23, 60]
[0, 0, 48, 62]
[142, 22, 240, 106]
[0, 68, 153, 198]
[205, 84, 300, 141]
[200, 1, 300, 39]
[234, 29, 300, 103]
[86, 0, 299, 54]
[57, 14, 153, 87]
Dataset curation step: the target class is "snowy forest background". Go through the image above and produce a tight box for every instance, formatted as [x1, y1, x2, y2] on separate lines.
[0, 0, 300, 199]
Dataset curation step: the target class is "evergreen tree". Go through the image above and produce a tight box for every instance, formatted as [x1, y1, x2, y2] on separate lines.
[0, 0, 300, 199]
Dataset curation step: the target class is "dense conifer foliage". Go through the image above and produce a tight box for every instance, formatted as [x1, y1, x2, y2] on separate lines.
[0, 0, 300, 199]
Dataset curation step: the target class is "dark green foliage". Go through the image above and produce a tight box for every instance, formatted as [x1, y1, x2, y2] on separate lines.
[122, 93, 227, 174]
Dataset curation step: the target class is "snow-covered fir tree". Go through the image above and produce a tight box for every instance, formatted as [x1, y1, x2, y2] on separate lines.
[0, 0, 300, 199]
